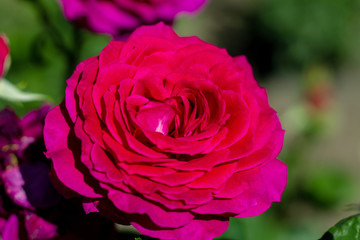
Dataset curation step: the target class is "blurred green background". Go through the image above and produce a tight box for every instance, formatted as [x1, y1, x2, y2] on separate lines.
[1, 0, 360, 239]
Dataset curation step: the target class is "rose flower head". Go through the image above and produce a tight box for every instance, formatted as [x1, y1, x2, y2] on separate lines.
[58, 0, 207, 39]
[44, 23, 287, 240]
[0, 34, 10, 78]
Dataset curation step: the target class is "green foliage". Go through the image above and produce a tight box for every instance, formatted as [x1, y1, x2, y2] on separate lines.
[303, 167, 354, 208]
[320, 214, 360, 240]
[258, 0, 360, 69]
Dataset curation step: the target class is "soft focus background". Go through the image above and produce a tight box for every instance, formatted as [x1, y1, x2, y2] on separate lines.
[1, 0, 360, 239]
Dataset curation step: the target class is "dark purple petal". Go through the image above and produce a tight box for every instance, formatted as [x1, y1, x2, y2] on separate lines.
[20, 160, 61, 209]
[21, 105, 51, 140]
[0, 108, 22, 149]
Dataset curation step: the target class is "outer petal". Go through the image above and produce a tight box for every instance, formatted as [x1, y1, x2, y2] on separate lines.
[1, 214, 19, 240]
[105, 187, 195, 228]
[129, 22, 180, 41]
[192, 158, 287, 216]
[24, 211, 58, 240]
[44, 105, 101, 198]
[236, 159, 287, 218]
[132, 216, 229, 240]
[58, 1, 207, 38]
[21, 104, 51, 140]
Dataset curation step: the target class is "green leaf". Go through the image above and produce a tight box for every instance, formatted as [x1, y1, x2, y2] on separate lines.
[134, 238, 142, 240]
[0, 78, 48, 102]
[320, 214, 360, 240]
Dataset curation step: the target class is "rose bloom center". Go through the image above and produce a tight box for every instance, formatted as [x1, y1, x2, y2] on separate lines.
[127, 79, 226, 140]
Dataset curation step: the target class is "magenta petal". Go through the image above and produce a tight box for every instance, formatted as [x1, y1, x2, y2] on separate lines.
[175, 0, 208, 12]
[102, 133, 170, 164]
[237, 159, 287, 217]
[90, 143, 124, 183]
[92, 62, 137, 117]
[144, 192, 195, 210]
[157, 149, 230, 171]
[215, 90, 250, 150]
[214, 173, 250, 199]
[187, 162, 236, 189]
[120, 163, 175, 177]
[0, 218, 6, 235]
[59, 0, 86, 20]
[132, 101, 175, 135]
[0, 35, 9, 78]
[142, 129, 214, 155]
[2, 214, 19, 240]
[113, 100, 168, 158]
[106, 188, 194, 228]
[162, 189, 213, 205]
[24, 211, 58, 240]
[132, 217, 229, 240]
[99, 40, 125, 67]
[122, 174, 163, 195]
[130, 22, 179, 41]
[234, 127, 284, 172]
[151, 170, 204, 187]
[192, 193, 256, 215]
[233, 55, 260, 92]
[65, 57, 97, 123]
[1, 164, 33, 210]
[85, 1, 138, 35]
[83, 201, 100, 214]
[21, 105, 51, 140]
[193, 158, 287, 216]
[44, 105, 101, 198]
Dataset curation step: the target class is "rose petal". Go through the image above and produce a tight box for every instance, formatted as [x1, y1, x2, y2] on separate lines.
[187, 162, 237, 189]
[21, 105, 51, 140]
[215, 90, 251, 150]
[162, 189, 213, 205]
[44, 105, 101, 198]
[106, 187, 194, 228]
[192, 158, 287, 216]
[151, 170, 204, 187]
[24, 211, 58, 240]
[65, 57, 97, 123]
[99, 40, 125, 67]
[132, 216, 229, 240]
[83, 201, 100, 214]
[2, 214, 19, 240]
[92, 62, 137, 118]
[236, 159, 287, 218]
[156, 149, 230, 171]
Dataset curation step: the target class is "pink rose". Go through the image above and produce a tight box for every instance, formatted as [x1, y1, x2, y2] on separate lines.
[0, 35, 9, 78]
[44, 23, 287, 240]
[58, 0, 207, 38]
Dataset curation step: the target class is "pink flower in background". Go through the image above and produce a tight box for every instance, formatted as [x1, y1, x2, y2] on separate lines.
[44, 23, 287, 240]
[0, 106, 59, 240]
[0, 106, 118, 240]
[58, 0, 207, 38]
[0, 34, 9, 78]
